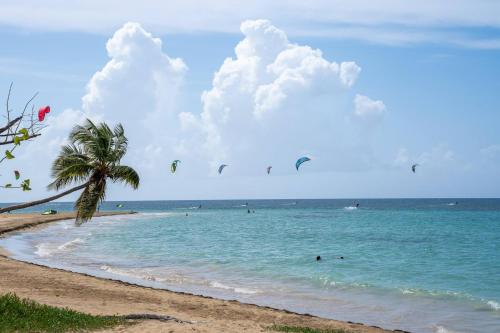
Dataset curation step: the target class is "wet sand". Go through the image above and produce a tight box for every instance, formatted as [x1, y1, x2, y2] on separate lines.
[0, 212, 399, 333]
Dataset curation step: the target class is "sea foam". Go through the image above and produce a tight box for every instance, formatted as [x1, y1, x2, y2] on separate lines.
[209, 281, 258, 295]
[434, 325, 461, 333]
[487, 300, 500, 311]
[100, 265, 158, 281]
[35, 238, 85, 257]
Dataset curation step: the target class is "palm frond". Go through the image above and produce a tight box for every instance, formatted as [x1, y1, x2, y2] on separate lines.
[109, 165, 139, 189]
[48, 144, 93, 190]
[70, 119, 112, 162]
[110, 123, 128, 162]
[48, 163, 93, 190]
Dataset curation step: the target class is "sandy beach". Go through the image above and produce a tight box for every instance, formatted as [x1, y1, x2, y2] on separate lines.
[0, 212, 399, 333]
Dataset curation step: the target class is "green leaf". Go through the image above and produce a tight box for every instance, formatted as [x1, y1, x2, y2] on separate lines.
[19, 128, 29, 140]
[21, 179, 31, 191]
[4, 183, 12, 188]
[5, 150, 14, 159]
[14, 170, 20, 180]
[13, 136, 22, 145]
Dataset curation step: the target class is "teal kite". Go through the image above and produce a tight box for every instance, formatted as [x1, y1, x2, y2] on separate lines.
[171, 160, 181, 173]
[295, 157, 311, 171]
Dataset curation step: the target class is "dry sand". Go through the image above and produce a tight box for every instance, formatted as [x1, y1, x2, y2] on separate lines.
[0, 212, 401, 333]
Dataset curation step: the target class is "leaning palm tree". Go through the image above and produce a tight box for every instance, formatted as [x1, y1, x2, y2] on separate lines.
[0, 119, 139, 223]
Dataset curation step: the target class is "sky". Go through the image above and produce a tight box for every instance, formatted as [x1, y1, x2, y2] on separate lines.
[1, 1, 500, 201]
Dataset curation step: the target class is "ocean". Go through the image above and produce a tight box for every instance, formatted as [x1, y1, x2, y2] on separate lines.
[1, 199, 499, 333]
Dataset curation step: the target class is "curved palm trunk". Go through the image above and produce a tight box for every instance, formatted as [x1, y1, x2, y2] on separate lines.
[0, 182, 89, 214]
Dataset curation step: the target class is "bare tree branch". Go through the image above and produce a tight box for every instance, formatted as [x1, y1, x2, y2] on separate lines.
[0, 116, 22, 135]
[1, 83, 47, 175]
[5, 82, 13, 125]
[1, 84, 44, 147]
[0, 133, 41, 145]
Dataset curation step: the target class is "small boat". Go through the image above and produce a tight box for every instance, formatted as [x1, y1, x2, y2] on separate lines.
[41, 209, 57, 215]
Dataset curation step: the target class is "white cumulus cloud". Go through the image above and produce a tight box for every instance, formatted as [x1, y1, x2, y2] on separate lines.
[179, 19, 380, 173]
[354, 94, 386, 121]
[81, 22, 187, 170]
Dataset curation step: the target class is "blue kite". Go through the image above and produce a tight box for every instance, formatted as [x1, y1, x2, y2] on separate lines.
[295, 157, 311, 171]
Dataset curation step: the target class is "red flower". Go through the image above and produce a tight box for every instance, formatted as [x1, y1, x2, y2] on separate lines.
[38, 106, 50, 121]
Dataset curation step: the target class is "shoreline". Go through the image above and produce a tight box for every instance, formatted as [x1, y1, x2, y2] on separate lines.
[0, 211, 137, 235]
[0, 212, 400, 333]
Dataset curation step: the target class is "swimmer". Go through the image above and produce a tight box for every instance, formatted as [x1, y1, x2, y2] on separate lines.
[316, 255, 322, 261]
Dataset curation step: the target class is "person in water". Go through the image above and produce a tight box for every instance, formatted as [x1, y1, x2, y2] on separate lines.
[356, 203, 359, 208]
[247, 209, 251, 214]
[316, 255, 321, 261]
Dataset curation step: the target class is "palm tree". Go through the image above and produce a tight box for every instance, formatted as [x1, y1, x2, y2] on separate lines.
[0, 119, 139, 223]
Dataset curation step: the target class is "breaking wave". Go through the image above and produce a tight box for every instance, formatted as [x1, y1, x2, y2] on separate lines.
[35, 238, 85, 258]
[209, 281, 259, 295]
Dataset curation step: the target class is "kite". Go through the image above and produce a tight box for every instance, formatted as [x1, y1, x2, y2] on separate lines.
[14, 170, 20, 180]
[267, 166, 272, 174]
[218, 164, 228, 174]
[295, 157, 311, 171]
[411, 163, 419, 173]
[171, 160, 181, 173]
[38, 106, 50, 122]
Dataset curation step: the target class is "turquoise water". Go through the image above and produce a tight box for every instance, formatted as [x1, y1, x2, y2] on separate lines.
[1, 199, 499, 332]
